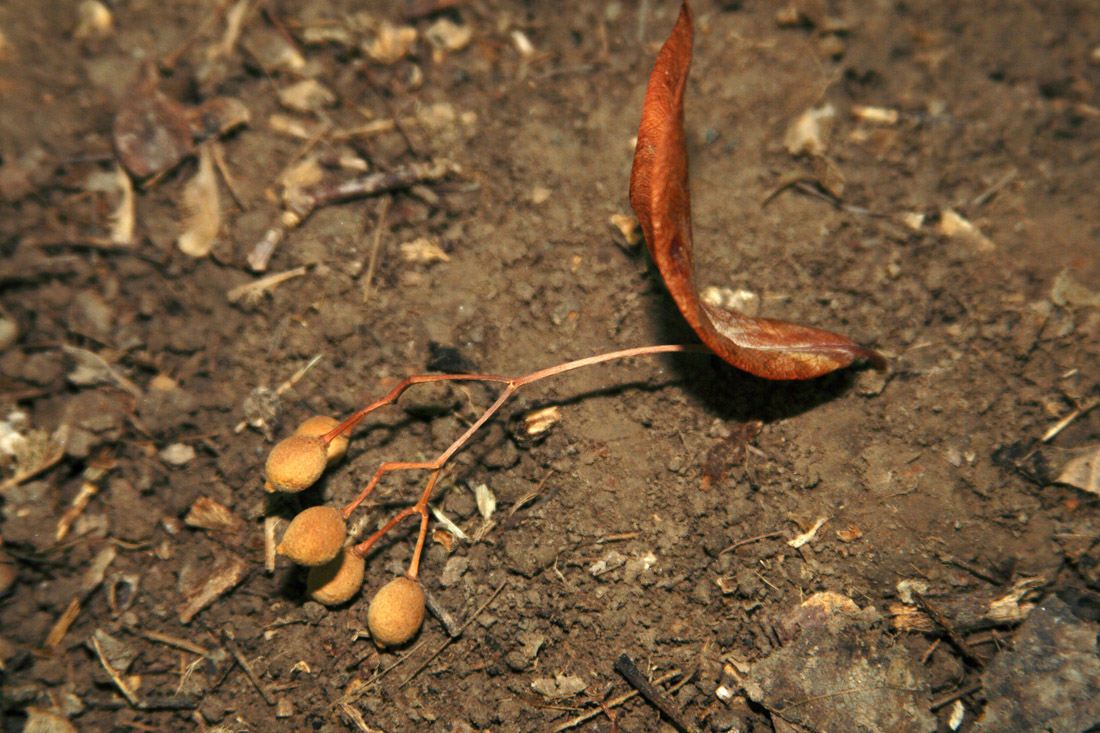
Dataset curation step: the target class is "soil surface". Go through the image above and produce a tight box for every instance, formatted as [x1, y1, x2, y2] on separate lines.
[2, 1, 1099, 732]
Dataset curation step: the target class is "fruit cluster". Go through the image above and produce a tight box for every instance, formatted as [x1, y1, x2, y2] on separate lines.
[265, 415, 426, 647]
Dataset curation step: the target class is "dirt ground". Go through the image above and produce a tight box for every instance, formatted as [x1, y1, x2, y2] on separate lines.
[2, 0, 1099, 731]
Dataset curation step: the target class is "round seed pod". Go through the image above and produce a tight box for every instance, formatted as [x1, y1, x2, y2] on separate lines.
[277, 506, 346, 567]
[367, 575, 425, 647]
[306, 548, 365, 606]
[264, 435, 327, 493]
[294, 415, 349, 466]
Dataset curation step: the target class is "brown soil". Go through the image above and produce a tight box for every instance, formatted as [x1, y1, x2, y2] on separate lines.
[2, 1, 1099, 732]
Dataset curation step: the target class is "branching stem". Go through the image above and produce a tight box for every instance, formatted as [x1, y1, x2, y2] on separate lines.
[330, 344, 710, 574]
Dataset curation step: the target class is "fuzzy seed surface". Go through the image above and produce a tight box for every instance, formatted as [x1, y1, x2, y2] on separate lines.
[306, 548, 365, 605]
[367, 576, 426, 647]
[294, 415, 349, 465]
[264, 434, 327, 493]
[277, 506, 346, 566]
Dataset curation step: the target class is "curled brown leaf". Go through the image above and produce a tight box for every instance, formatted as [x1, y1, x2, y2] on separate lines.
[629, 0, 885, 380]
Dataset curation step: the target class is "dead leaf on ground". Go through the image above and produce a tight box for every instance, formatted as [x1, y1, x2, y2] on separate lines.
[973, 596, 1100, 732]
[742, 595, 936, 732]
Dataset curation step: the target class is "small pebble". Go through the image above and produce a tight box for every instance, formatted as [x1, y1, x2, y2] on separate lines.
[160, 442, 196, 466]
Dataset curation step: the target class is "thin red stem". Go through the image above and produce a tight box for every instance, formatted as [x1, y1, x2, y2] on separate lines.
[407, 511, 430, 580]
[350, 505, 420, 559]
[338, 344, 710, 559]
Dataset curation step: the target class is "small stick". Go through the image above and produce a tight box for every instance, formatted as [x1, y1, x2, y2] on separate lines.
[42, 598, 82, 652]
[361, 197, 391, 303]
[248, 160, 456, 271]
[613, 654, 695, 733]
[86, 696, 199, 711]
[718, 531, 784, 555]
[1042, 397, 1098, 442]
[210, 141, 246, 211]
[226, 266, 308, 304]
[549, 670, 683, 733]
[226, 638, 276, 705]
[920, 637, 941, 665]
[929, 682, 982, 711]
[93, 634, 142, 707]
[130, 628, 210, 657]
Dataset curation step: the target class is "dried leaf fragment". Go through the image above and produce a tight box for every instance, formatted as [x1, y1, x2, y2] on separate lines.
[278, 79, 337, 112]
[184, 496, 247, 535]
[177, 145, 221, 257]
[1056, 445, 1100, 496]
[628, 1, 884, 380]
[400, 237, 450, 264]
[178, 552, 247, 624]
[785, 103, 836, 156]
[366, 22, 417, 64]
[937, 208, 995, 252]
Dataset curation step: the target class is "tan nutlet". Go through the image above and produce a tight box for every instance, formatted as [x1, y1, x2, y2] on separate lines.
[306, 548, 365, 605]
[294, 415, 349, 466]
[277, 506, 346, 566]
[367, 575, 425, 647]
[264, 434, 327, 493]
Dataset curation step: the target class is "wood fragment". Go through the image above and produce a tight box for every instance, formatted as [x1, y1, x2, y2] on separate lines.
[788, 517, 828, 548]
[178, 552, 248, 624]
[1043, 398, 1099, 442]
[930, 682, 982, 711]
[422, 584, 461, 637]
[43, 598, 82, 652]
[210, 140, 246, 210]
[338, 701, 383, 732]
[614, 654, 696, 733]
[264, 514, 280, 573]
[130, 628, 210, 657]
[42, 545, 118, 652]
